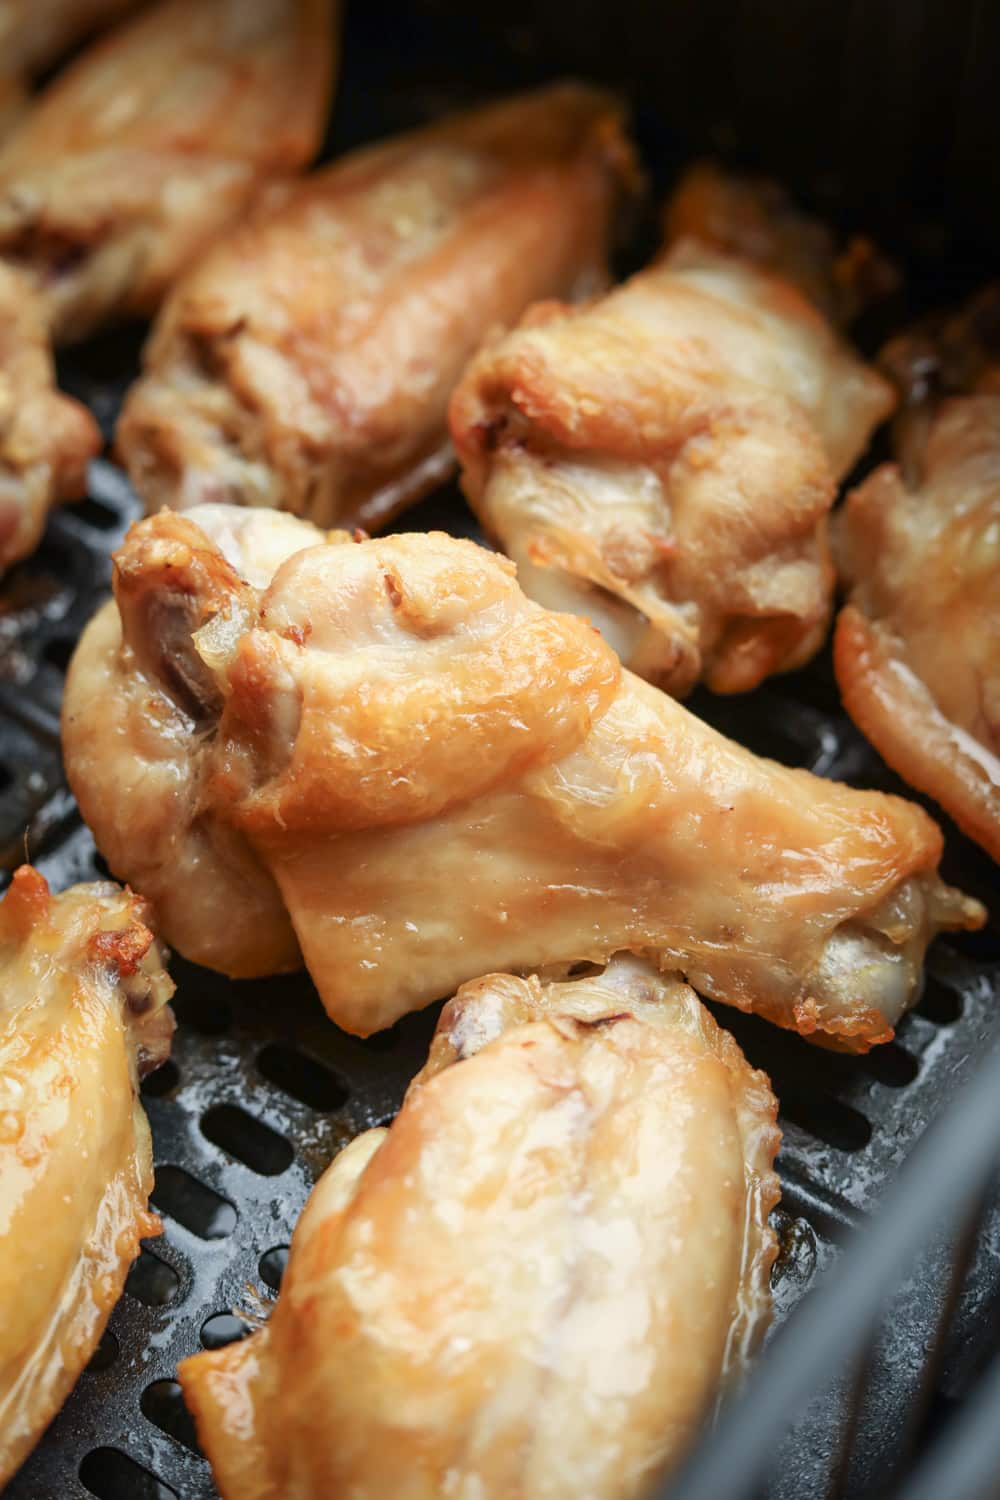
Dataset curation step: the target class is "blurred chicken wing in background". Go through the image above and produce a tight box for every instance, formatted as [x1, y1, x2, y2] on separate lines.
[0, 264, 100, 572]
[0, 0, 337, 341]
[116, 84, 636, 526]
[835, 287, 1000, 863]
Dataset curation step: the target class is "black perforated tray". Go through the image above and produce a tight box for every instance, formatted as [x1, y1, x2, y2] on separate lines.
[2, 5, 999, 1497]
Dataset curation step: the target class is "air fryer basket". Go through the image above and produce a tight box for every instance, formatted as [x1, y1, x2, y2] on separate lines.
[2, 4, 999, 1497]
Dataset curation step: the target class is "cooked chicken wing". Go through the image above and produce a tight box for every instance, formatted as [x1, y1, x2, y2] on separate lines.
[180, 956, 780, 1500]
[664, 162, 898, 326]
[0, 0, 336, 342]
[63, 509, 981, 1048]
[0, 866, 174, 1486]
[115, 84, 637, 527]
[452, 197, 894, 696]
[0, 263, 100, 571]
[0, 1, 142, 91]
[835, 287, 1000, 862]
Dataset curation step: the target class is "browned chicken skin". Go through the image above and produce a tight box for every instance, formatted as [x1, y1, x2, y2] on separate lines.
[451, 169, 894, 697]
[63, 507, 982, 1048]
[115, 84, 637, 527]
[0, 263, 100, 571]
[179, 956, 780, 1500]
[0, 867, 174, 1486]
[665, 161, 899, 325]
[0, 1, 144, 139]
[835, 287, 1000, 863]
[0, 0, 336, 342]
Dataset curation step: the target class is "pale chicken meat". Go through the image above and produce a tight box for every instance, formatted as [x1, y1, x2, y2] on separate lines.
[0, 0, 336, 342]
[115, 84, 637, 528]
[0, 263, 100, 572]
[451, 178, 894, 696]
[179, 956, 781, 1500]
[0, 866, 174, 1486]
[835, 287, 1000, 863]
[63, 509, 982, 1049]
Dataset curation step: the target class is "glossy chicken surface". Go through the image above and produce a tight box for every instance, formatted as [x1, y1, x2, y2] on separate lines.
[0, 866, 174, 1486]
[452, 188, 894, 697]
[0, 0, 336, 342]
[835, 288, 1000, 862]
[180, 956, 781, 1500]
[63, 509, 982, 1048]
[0, 263, 100, 572]
[115, 84, 636, 528]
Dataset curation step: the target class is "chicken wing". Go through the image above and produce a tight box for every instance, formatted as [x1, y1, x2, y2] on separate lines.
[63, 509, 982, 1048]
[0, 263, 100, 572]
[835, 287, 1000, 862]
[114, 84, 637, 527]
[0, 0, 336, 342]
[0, 866, 174, 1486]
[179, 955, 780, 1500]
[451, 182, 894, 696]
[664, 162, 898, 326]
[0, 1, 142, 98]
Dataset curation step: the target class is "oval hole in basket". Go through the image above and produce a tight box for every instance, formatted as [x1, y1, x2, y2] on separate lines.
[140, 1379, 202, 1455]
[151, 1165, 237, 1240]
[141, 1058, 180, 1100]
[201, 1312, 252, 1350]
[257, 1043, 349, 1111]
[125, 1247, 180, 1307]
[917, 974, 963, 1025]
[778, 1089, 872, 1152]
[86, 1329, 119, 1374]
[863, 1042, 919, 1088]
[200, 1103, 294, 1176]
[79, 1447, 177, 1500]
[73, 495, 120, 531]
[43, 635, 76, 673]
[259, 1245, 290, 1292]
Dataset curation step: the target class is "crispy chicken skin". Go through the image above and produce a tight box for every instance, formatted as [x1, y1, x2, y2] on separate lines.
[0, 1, 142, 87]
[0, 263, 100, 572]
[64, 508, 982, 1048]
[664, 162, 899, 326]
[835, 288, 1000, 863]
[452, 192, 894, 697]
[0, 866, 174, 1486]
[179, 956, 781, 1500]
[0, 0, 336, 343]
[115, 84, 637, 528]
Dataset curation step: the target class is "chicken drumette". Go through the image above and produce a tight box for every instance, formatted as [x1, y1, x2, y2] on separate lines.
[451, 165, 894, 696]
[0, 866, 174, 1486]
[835, 287, 1000, 863]
[63, 508, 982, 1048]
[0, 0, 336, 342]
[115, 84, 637, 527]
[180, 956, 780, 1500]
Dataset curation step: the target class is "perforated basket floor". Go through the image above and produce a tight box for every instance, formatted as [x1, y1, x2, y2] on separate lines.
[2, 6, 999, 1499]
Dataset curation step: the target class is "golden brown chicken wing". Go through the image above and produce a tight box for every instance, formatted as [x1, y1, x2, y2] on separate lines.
[664, 161, 899, 326]
[63, 509, 981, 1048]
[179, 955, 780, 1500]
[0, 0, 142, 93]
[0, 263, 100, 571]
[451, 192, 894, 697]
[114, 84, 637, 527]
[0, 0, 336, 342]
[0, 866, 174, 1486]
[835, 288, 1000, 863]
